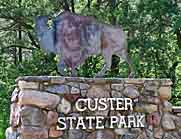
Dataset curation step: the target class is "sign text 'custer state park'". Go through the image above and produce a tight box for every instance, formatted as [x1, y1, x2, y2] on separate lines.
[57, 98, 145, 130]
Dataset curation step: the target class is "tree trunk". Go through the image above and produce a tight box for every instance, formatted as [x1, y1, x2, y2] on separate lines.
[123, 0, 129, 18]
[18, 28, 22, 63]
[71, 0, 75, 13]
[63, 0, 70, 11]
[87, 0, 91, 9]
[18, 0, 22, 63]
[110, 0, 116, 24]
[13, 47, 17, 65]
[173, 0, 181, 49]
[176, 29, 181, 49]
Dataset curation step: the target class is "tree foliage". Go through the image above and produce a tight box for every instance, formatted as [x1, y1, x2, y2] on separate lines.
[0, 0, 181, 138]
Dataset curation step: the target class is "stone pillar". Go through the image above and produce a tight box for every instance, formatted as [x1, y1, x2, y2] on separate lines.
[6, 76, 181, 139]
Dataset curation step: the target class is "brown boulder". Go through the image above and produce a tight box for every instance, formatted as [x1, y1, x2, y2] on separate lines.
[162, 101, 172, 112]
[154, 128, 164, 139]
[57, 98, 71, 114]
[87, 85, 110, 116]
[64, 94, 81, 103]
[18, 90, 60, 110]
[10, 103, 21, 128]
[111, 84, 124, 91]
[134, 103, 158, 113]
[147, 112, 161, 127]
[20, 106, 47, 127]
[162, 112, 176, 131]
[123, 86, 140, 99]
[139, 96, 160, 105]
[68, 129, 85, 139]
[45, 85, 69, 95]
[87, 130, 116, 139]
[18, 80, 39, 90]
[159, 86, 171, 100]
[46, 111, 58, 127]
[20, 126, 48, 139]
[49, 126, 63, 138]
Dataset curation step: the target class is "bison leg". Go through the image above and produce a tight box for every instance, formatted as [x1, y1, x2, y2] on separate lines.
[57, 58, 66, 76]
[95, 48, 112, 77]
[115, 50, 134, 78]
[71, 67, 77, 77]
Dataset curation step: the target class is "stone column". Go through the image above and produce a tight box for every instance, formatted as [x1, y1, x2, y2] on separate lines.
[5, 76, 181, 139]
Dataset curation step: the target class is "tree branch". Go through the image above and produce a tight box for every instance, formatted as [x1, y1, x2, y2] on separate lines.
[0, 23, 17, 31]
[27, 31, 40, 49]
[4, 44, 36, 50]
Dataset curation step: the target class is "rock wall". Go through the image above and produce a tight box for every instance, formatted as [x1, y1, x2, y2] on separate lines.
[6, 76, 181, 139]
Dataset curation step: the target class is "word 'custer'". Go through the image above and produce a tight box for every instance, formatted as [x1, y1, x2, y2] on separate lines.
[75, 98, 133, 112]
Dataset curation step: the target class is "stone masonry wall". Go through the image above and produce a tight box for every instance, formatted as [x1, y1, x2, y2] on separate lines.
[6, 76, 181, 139]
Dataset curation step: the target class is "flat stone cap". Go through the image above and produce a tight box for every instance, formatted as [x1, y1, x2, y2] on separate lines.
[16, 76, 172, 86]
[172, 106, 181, 114]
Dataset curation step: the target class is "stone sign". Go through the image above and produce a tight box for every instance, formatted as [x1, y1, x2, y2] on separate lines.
[6, 76, 181, 139]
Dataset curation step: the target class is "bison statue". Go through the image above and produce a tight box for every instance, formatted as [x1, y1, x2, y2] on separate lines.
[35, 11, 134, 77]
